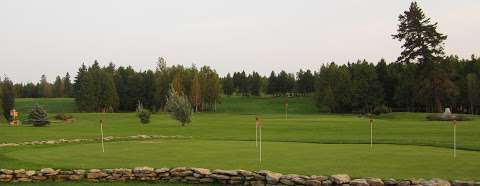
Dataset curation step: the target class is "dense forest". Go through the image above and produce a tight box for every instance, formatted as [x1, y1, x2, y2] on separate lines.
[2, 2, 480, 115]
[4, 55, 479, 114]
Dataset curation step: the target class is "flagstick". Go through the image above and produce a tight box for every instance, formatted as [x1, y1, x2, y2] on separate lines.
[100, 120, 105, 153]
[259, 125, 262, 165]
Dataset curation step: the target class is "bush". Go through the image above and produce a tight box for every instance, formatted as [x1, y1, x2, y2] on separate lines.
[426, 114, 472, 121]
[54, 113, 73, 121]
[25, 104, 50, 127]
[137, 109, 151, 124]
[373, 105, 392, 115]
[166, 88, 192, 126]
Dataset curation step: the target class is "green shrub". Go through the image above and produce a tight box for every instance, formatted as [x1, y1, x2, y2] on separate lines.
[373, 105, 392, 115]
[25, 104, 50, 127]
[137, 109, 151, 124]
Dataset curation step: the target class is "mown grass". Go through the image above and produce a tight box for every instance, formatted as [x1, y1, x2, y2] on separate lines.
[0, 97, 479, 180]
[1, 140, 479, 179]
[1, 112, 478, 151]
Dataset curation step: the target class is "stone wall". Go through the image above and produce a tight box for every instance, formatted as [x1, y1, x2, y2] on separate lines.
[0, 167, 478, 186]
[0, 135, 192, 148]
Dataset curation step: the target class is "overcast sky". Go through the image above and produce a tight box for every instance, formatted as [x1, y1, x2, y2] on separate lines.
[1, 0, 479, 83]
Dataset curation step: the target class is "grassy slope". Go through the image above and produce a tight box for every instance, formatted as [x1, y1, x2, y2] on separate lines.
[14, 98, 76, 115]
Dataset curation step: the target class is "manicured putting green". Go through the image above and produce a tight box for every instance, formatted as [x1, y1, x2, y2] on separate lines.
[3, 139, 479, 180]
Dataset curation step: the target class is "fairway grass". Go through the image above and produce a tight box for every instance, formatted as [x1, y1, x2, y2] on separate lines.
[1, 140, 479, 180]
[1, 113, 479, 150]
[1, 98, 479, 180]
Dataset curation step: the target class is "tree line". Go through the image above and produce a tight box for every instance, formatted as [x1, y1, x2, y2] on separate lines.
[221, 69, 315, 97]
[12, 74, 73, 98]
[73, 57, 221, 112]
[314, 56, 480, 114]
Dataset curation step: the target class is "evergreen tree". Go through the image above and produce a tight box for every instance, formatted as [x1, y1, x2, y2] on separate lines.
[1, 77, 15, 121]
[249, 71, 262, 96]
[238, 71, 249, 96]
[466, 73, 479, 114]
[143, 70, 157, 111]
[221, 73, 235, 96]
[166, 88, 192, 126]
[26, 104, 50, 127]
[154, 58, 171, 111]
[267, 71, 277, 96]
[392, 63, 416, 111]
[392, 2, 454, 112]
[376, 59, 395, 106]
[64, 72, 73, 97]
[314, 63, 352, 113]
[350, 60, 384, 113]
[39, 74, 52, 98]
[97, 70, 119, 111]
[53, 76, 65, 97]
[296, 69, 315, 95]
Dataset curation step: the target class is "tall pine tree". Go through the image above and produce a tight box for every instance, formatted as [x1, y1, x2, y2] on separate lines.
[1, 77, 15, 121]
[392, 2, 455, 112]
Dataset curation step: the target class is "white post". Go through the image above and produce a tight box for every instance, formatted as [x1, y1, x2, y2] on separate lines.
[259, 125, 262, 164]
[100, 121, 105, 153]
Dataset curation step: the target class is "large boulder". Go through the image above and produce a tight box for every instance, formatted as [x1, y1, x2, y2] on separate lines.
[430, 179, 451, 186]
[40, 168, 58, 176]
[265, 171, 283, 184]
[367, 177, 385, 186]
[452, 180, 475, 186]
[212, 169, 238, 176]
[208, 174, 230, 180]
[330, 174, 351, 184]
[351, 179, 369, 186]
[191, 168, 211, 176]
[383, 178, 398, 186]
[305, 179, 322, 186]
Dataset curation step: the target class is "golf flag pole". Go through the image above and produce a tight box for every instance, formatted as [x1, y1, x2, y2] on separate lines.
[453, 119, 457, 159]
[256, 115, 259, 147]
[256, 115, 262, 165]
[259, 119, 262, 164]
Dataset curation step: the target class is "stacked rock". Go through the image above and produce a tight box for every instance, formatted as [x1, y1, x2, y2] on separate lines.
[0, 167, 478, 186]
